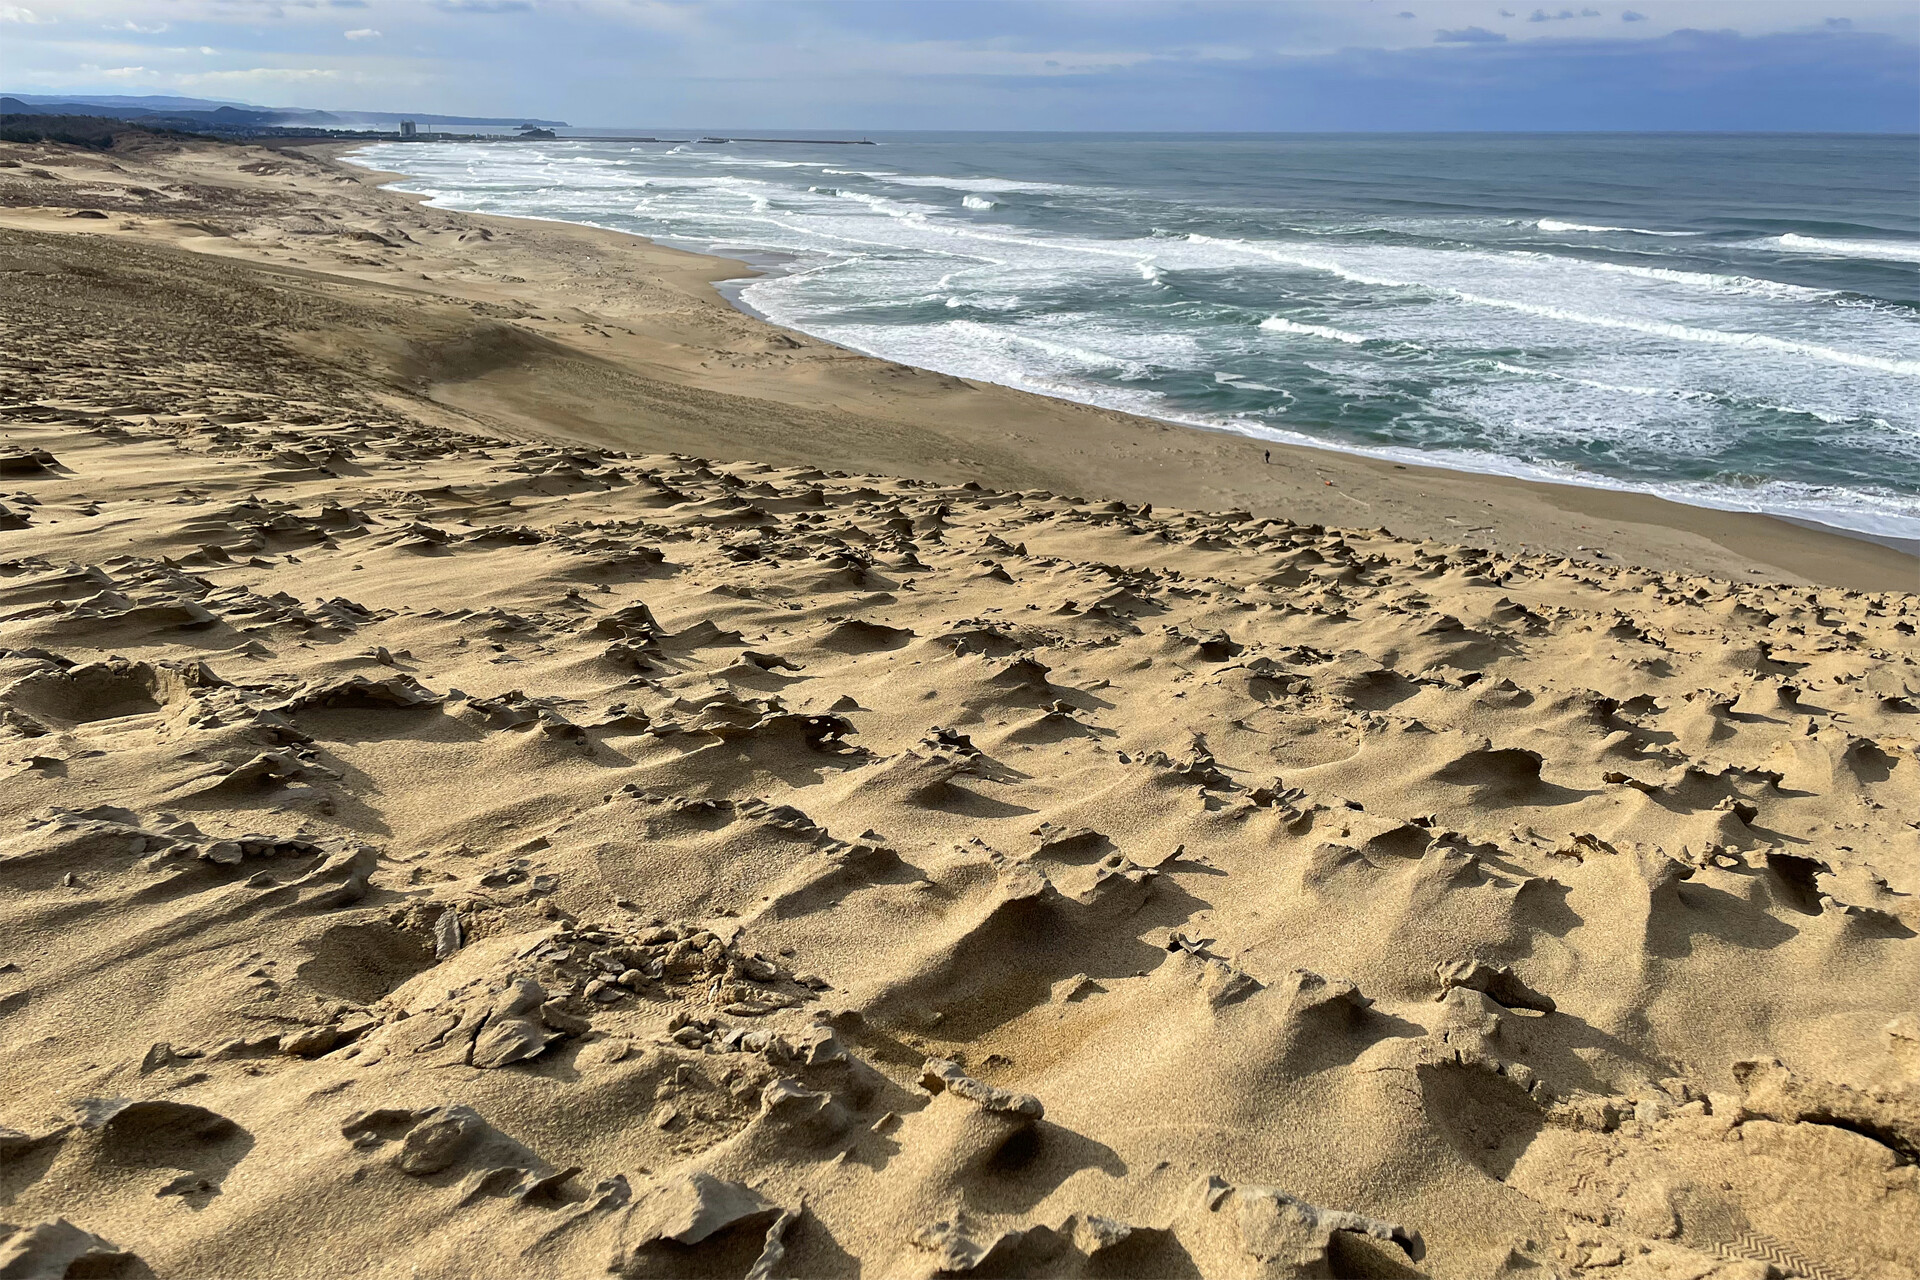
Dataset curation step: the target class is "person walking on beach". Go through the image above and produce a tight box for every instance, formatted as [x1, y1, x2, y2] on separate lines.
[1264, 449, 1270, 464]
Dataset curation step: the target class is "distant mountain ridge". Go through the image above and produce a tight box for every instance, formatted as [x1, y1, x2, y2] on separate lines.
[5, 93, 256, 110]
[0, 93, 565, 129]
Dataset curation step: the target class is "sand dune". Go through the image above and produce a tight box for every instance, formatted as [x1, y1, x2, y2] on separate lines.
[0, 136, 1917, 1280]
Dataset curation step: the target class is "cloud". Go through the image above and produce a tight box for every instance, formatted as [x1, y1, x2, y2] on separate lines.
[1824, 17, 1853, 29]
[1396, 10, 1416, 18]
[1622, 9, 1647, 20]
[10, 0, 1916, 132]
[1, 4, 53, 22]
[114, 19, 167, 33]
[1528, 7, 1600, 18]
[344, 26, 379, 38]
[181, 67, 341, 84]
[763, 24, 1917, 133]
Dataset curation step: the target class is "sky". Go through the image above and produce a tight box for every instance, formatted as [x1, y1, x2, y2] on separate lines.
[4, 0, 1917, 132]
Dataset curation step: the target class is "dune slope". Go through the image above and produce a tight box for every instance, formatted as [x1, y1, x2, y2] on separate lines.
[0, 163, 1917, 1280]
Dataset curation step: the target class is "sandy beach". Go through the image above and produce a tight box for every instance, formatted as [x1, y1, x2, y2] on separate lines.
[1, 133, 1916, 1280]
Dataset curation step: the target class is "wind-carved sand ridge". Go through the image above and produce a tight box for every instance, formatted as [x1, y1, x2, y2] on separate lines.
[1, 139, 1918, 1280]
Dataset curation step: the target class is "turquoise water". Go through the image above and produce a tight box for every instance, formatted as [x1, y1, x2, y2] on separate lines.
[354, 132, 1920, 540]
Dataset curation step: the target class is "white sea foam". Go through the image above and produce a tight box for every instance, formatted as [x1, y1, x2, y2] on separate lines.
[1770, 233, 1920, 263]
[1215, 372, 1287, 394]
[1537, 218, 1695, 236]
[695, 155, 817, 169]
[1457, 295, 1920, 377]
[961, 195, 997, 211]
[944, 294, 1025, 311]
[1539, 257, 1835, 302]
[1198, 235, 1920, 377]
[1490, 361, 1714, 401]
[1482, 360, 1889, 435]
[829, 189, 929, 219]
[1259, 316, 1367, 344]
[1488, 361, 1862, 424]
[828, 316, 1184, 387]
[882, 174, 1091, 193]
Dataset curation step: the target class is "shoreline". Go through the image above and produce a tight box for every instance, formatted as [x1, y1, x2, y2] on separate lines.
[700, 223, 1920, 560]
[720, 273, 1920, 560]
[335, 142, 1920, 589]
[6, 133, 1914, 592]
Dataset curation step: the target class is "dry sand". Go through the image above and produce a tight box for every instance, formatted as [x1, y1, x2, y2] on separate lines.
[0, 134, 1916, 1280]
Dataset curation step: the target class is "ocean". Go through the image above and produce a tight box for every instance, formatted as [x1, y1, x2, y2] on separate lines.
[350, 132, 1920, 542]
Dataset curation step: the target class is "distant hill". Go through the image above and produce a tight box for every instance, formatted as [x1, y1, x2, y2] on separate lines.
[0, 93, 565, 129]
[0, 110, 194, 149]
[3, 93, 255, 110]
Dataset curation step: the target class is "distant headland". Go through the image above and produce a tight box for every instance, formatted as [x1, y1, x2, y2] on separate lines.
[0, 94, 874, 146]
